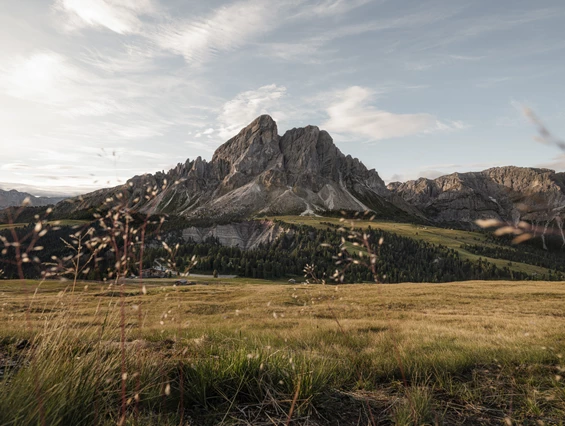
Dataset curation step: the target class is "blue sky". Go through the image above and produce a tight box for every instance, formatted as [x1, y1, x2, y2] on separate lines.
[1, 0, 564, 196]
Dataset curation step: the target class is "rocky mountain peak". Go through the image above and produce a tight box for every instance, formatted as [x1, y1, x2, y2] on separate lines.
[212, 115, 278, 163]
[57, 115, 418, 221]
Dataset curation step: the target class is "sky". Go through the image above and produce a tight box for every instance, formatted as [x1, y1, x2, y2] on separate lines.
[1, 0, 564, 196]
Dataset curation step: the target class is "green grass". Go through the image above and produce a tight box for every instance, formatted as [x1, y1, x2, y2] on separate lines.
[1, 278, 565, 424]
[271, 215, 552, 276]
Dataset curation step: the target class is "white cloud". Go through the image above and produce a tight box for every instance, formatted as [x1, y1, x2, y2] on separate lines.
[79, 44, 159, 74]
[0, 50, 126, 117]
[217, 84, 287, 139]
[475, 77, 512, 88]
[53, 0, 157, 34]
[292, 0, 377, 18]
[1, 163, 32, 171]
[0, 51, 85, 106]
[185, 141, 215, 153]
[152, 0, 378, 66]
[259, 9, 459, 64]
[154, 0, 277, 65]
[322, 86, 461, 141]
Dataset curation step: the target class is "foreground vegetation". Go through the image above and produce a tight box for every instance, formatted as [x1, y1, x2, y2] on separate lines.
[1, 278, 565, 425]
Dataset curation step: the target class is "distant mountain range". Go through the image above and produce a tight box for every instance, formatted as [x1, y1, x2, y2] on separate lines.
[0, 189, 65, 209]
[388, 167, 565, 226]
[14, 115, 565, 228]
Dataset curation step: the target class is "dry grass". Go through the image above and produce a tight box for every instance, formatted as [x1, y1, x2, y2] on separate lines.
[1, 278, 565, 424]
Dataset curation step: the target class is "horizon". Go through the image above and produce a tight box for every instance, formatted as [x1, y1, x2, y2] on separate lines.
[1, 0, 564, 196]
[3, 112, 564, 198]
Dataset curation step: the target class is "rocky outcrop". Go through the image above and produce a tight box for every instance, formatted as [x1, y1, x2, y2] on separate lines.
[388, 167, 565, 225]
[56, 115, 420, 222]
[182, 220, 285, 250]
[0, 189, 65, 209]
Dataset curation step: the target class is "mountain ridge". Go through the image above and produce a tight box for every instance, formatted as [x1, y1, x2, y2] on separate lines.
[55, 115, 421, 222]
[0, 188, 65, 209]
[388, 166, 565, 225]
[36, 115, 565, 229]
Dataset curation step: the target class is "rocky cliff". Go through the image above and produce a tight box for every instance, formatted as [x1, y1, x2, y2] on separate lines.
[57, 115, 420, 222]
[182, 220, 285, 250]
[388, 166, 565, 225]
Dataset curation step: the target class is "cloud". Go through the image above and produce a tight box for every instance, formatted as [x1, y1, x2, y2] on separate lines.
[322, 86, 462, 141]
[185, 141, 215, 154]
[0, 50, 127, 116]
[409, 7, 560, 52]
[152, 0, 380, 66]
[79, 44, 159, 74]
[537, 154, 565, 171]
[53, 0, 157, 34]
[217, 84, 287, 139]
[0, 51, 85, 106]
[475, 77, 512, 88]
[257, 7, 461, 65]
[1, 163, 32, 171]
[154, 0, 277, 65]
[194, 128, 216, 138]
[292, 0, 377, 18]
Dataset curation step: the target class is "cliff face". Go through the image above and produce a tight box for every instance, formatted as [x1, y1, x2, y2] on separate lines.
[181, 220, 285, 250]
[388, 167, 565, 224]
[56, 115, 419, 221]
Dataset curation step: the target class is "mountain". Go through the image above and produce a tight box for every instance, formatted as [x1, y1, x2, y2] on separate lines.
[48, 117, 565, 229]
[388, 166, 565, 225]
[0, 188, 65, 209]
[56, 115, 421, 222]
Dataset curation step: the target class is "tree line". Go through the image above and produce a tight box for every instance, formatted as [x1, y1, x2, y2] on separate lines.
[3, 219, 561, 283]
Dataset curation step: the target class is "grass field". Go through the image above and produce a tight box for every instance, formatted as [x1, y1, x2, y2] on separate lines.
[272, 215, 551, 276]
[1, 277, 565, 425]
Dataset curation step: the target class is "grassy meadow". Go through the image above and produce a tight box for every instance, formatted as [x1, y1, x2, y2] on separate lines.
[1, 277, 565, 425]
